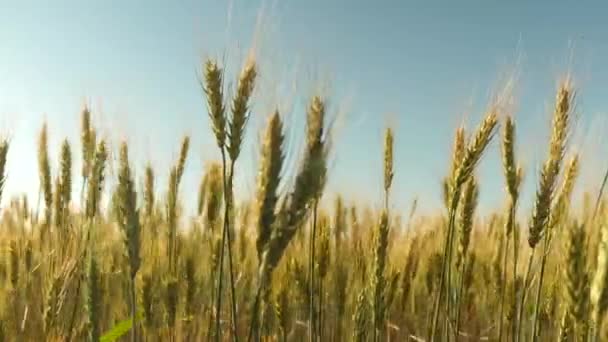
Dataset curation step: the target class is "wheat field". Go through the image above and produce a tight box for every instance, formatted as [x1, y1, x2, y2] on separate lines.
[0, 58, 606, 342]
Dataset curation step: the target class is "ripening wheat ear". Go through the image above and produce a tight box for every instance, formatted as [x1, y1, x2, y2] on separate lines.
[559, 222, 589, 341]
[254, 111, 285, 262]
[228, 60, 257, 162]
[452, 112, 498, 203]
[384, 127, 394, 197]
[528, 82, 573, 248]
[59, 140, 72, 220]
[371, 210, 390, 341]
[524, 81, 574, 342]
[196, 169, 208, 217]
[353, 289, 369, 342]
[204, 163, 223, 230]
[116, 142, 141, 342]
[176, 135, 190, 185]
[498, 115, 523, 342]
[444, 126, 466, 207]
[85, 140, 107, 220]
[0, 139, 10, 203]
[431, 110, 498, 341]
[456, 178, 478, 269]
[455, 177, 478, 335]
[203, 59, 227, 149]
[167, 136, 190, 272]
[38, 123, 53, 227]
[81, 106, 93, 180]
[591, 222, 608, 338]
[548, 154, 580, 233]
[144, 164, 155, 217]
[248, 96, 329, 342]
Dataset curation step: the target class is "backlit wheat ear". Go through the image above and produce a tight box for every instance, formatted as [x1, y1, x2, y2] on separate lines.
[0, 139, 10, 203]
[144, 164, 155, 217]
[81, 106, 93, 180]
[166, 167, 178, 270]
[59, 139, 72, 213]
[117, 143, 140, 276]
[456, 178, 478, 268]
[38, 123, 53, 226]
[85, 140, 108, 219]
[548, 154, 580, 231]
[248, 96, 329, 341]
[372, 210, 390, 339]
[502, 115, 519, 200]
[353, 289, 369, 342]
[261, 96, 328, 273]
[528, 82, 573, 248]
[203, 59, 226, 149]
[197, 170, 208, 217]
[254, 111, 284, 261]
[116, 142, 141, 342]
[176, 135, 190, 185]
[204, 163, 223, 230]
[562, 222, 589, 340]
[384, 127, 394, 194]
[228, 61, 257, 162]
[445, 126, 466, 204]
[592, 222, 608, 336]
[452, 111, 498, 204]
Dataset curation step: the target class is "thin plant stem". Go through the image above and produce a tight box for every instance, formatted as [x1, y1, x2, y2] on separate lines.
[516, 248, 536, 342]
[309, 200, 318, 342]
[531, 235, 550, 342]
[498, 238, 511, 342]
[430, 208, 457, 341]
[454, 258, 467, 340]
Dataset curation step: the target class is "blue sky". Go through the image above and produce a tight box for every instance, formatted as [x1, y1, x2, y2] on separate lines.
[0, 1, 607, 216]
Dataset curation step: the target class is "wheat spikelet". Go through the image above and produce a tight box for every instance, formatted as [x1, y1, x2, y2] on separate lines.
[274, 282, 291, 341]
[0, 139, 9, 203]
[254, 111, 284, 261]
[528, 82, 573, 248]
[562, 222, 589, 340]
[80, 106, 93, 180]
[372, 210, 389, 339]
[259, 96, 328, 276]
[502, 116, 519, 200]
[204, 163, 223, 230]
[452, 112, 498, 203]
[176, 135, 190, 185]
[384, 127, 394, 194]
[456, 178, 478, 269]
[548, 154, 579, 232]
[334, 195, 345, 246]
[116, 142, 141, 342]
[85, 140, 107, 219]
[203, 59, 226, 149]
[228, 61, 257, 162]
[38, 123, 53, 226]
[353, 289, 369, 342]
[144, 164, 155, 217]
[591, 222, 608, 334]
[166, 168, 178, 270]
[196, 170, 208, 217]
[444, 126, 466, 206]
[59, 139, 72, 214]
[53, 176, 63, 228]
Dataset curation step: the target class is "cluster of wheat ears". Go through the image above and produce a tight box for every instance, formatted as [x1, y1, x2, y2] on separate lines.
[0, 58, 607, 342]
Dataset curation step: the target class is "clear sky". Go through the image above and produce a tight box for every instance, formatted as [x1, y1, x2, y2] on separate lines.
[1, 1, 607, 217]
